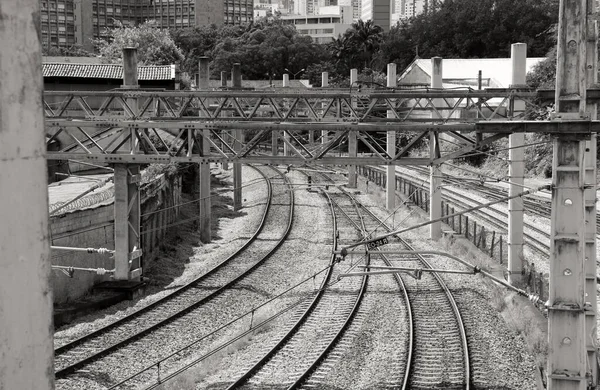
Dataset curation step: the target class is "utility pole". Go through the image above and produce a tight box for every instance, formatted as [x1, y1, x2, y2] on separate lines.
[547, 0, 592, 388]
[0, 1, 54, 388]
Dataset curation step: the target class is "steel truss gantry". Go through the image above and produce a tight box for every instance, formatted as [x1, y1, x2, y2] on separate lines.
[44, 88, 600, 166]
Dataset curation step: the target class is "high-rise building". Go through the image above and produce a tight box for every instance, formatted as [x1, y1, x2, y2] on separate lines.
[360, 0, 390, 31]
[40, 0, 254, 52]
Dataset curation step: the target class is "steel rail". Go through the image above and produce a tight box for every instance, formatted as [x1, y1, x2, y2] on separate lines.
[54, 164, 295, 381]
[286, 190, 370, 390]
[223, 185, 339, 389]
[355, 195, 470, 390]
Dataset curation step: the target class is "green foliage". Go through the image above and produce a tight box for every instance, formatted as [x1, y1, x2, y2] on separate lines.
[42, 44, 95, 57]
[210, 17, 328, 80]
[380, 0, 558, 68]
[94, 20, 184, 65]
[526, 47, 557, 90]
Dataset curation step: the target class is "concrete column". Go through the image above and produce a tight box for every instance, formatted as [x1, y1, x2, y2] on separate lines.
[386, 63, 397, 210]
[114, 165, 141, 280]
[321, 71, 329, 144]
[232, 64, 242, 209]
[322, 72, 329, 87]
[283, 130, 291, 156]
[0, 3, 53, 388]
[584, 2, 598, 384]
[348, 68, 358, 188]
[283, 73, 290, 87]
[122, 48, 139, 151]
[232, 63, 242, 88]
[199, 129, 211, 243]
[430, 57, 443, 240]
[220, 71, 227, 87]
[548, 0, 588, 388]
[198, 56, 210, 89]
[233, 129, 243, 211]
[508, 43, 526, 286]
[272, 130, 279, 156]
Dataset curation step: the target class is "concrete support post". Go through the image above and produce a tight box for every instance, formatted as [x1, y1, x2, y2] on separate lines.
[320, 71, 329, 144]
[233, 129, 243, 211]
[548, 0, 589, 388]
[232, 64, 242, 210]
[198, 56, 210, 89]
[114, 165, 141, 280]
[114, 48, 142, 281]
[386, 63, 397, 210]
[508, 43, 527, 286]
[272, 130, 279, 156]
[284, 130, 291, 156]
[232, 63, 242, 88]
[283, 73, 290, 87]
[584, 1, 598, 384]
[0, 3, 54, 388]
[430, 57, 443, 240]
[221, 71, 227, 87]
[348, 68, 358, 188]
[322, 72, 329, 87]
[199, 129, 211, 243]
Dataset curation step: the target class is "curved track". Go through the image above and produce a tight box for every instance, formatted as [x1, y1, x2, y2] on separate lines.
[55, 164, 295, 387]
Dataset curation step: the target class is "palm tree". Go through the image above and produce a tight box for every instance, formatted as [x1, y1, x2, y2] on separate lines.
[349, 19, 384, 69]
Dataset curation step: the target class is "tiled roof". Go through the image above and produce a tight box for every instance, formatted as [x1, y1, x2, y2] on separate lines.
[43, 63, 176, 80]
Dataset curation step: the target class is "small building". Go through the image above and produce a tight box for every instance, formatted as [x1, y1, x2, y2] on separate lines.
[398, 57, 545, 88]
[281, 5, 353, 44]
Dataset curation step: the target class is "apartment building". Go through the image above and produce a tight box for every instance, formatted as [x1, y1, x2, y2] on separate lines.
[282, 5, 353, 43]
[40, 0, 253, 52]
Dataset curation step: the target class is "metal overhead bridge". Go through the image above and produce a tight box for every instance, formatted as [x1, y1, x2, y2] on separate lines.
[43, 87, 599, 166]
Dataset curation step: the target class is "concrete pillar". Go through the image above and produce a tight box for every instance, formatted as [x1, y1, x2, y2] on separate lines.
[272, 130, 279, 156]
[114, 165, 141, 280]
[199, 129, 211, 243]
[348, 68, 358, 188]
[233, 129, 243, 211]
[584, 1, 598, 384]
[232, 63, 242, 88]
[283, 130, 291, 156]
[508, 43, 526, 286]
[0, 3, 54, 388]
[386, 63, 397, 210]
[322, 72, 329, 87]
[283, 73, 290, 87]
[232, 64, 242, 209]
[114, 48, 142, 280]
[548, 0, 588, 388]
[198, 56, 210, 89]
[221, 71, 227, 88]
[430, 57, 443, 240]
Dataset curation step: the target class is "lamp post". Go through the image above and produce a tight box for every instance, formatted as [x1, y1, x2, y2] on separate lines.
[284, 68, 305, 80]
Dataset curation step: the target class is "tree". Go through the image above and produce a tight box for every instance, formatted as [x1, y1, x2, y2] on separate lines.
[350, 20, 384, 69]
[210, 18, 329, 80]
[42, 44, 95, 57]
[93, 20, 184, 65]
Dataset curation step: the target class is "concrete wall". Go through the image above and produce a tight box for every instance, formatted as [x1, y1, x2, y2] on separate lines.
[50, 172, 183, 304]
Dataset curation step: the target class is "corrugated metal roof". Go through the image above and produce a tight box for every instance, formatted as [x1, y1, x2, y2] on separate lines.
[400, 58, 545, 88]
[43, 63, 176, 80]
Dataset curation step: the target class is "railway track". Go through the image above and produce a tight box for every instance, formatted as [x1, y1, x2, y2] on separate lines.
[222, 172, 368, 389]
[54, 165, 295, 388]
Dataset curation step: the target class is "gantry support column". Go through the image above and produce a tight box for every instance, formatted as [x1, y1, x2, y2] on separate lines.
[508, 43, 526, 286]
[114, 48, 142, 281]
[283, 73, 290, 87]
[232, 63, 243, 211]
[429, 57, 443, 240]
[584, 0, 598, 384]
[0, 2, 54, 388]
[386, 63, 397, 210]
[348, 68, 358, 188]
[548, 0, 590, 388]
[221, 71, 229, 170]
[198, 58, 211, 243]
[321, 72, 329, 145]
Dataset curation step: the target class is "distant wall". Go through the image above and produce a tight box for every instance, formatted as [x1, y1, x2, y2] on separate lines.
[50, 173, 183, 304]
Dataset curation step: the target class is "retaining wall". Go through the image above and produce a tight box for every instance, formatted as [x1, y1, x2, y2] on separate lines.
[50, 173, 182, 304]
